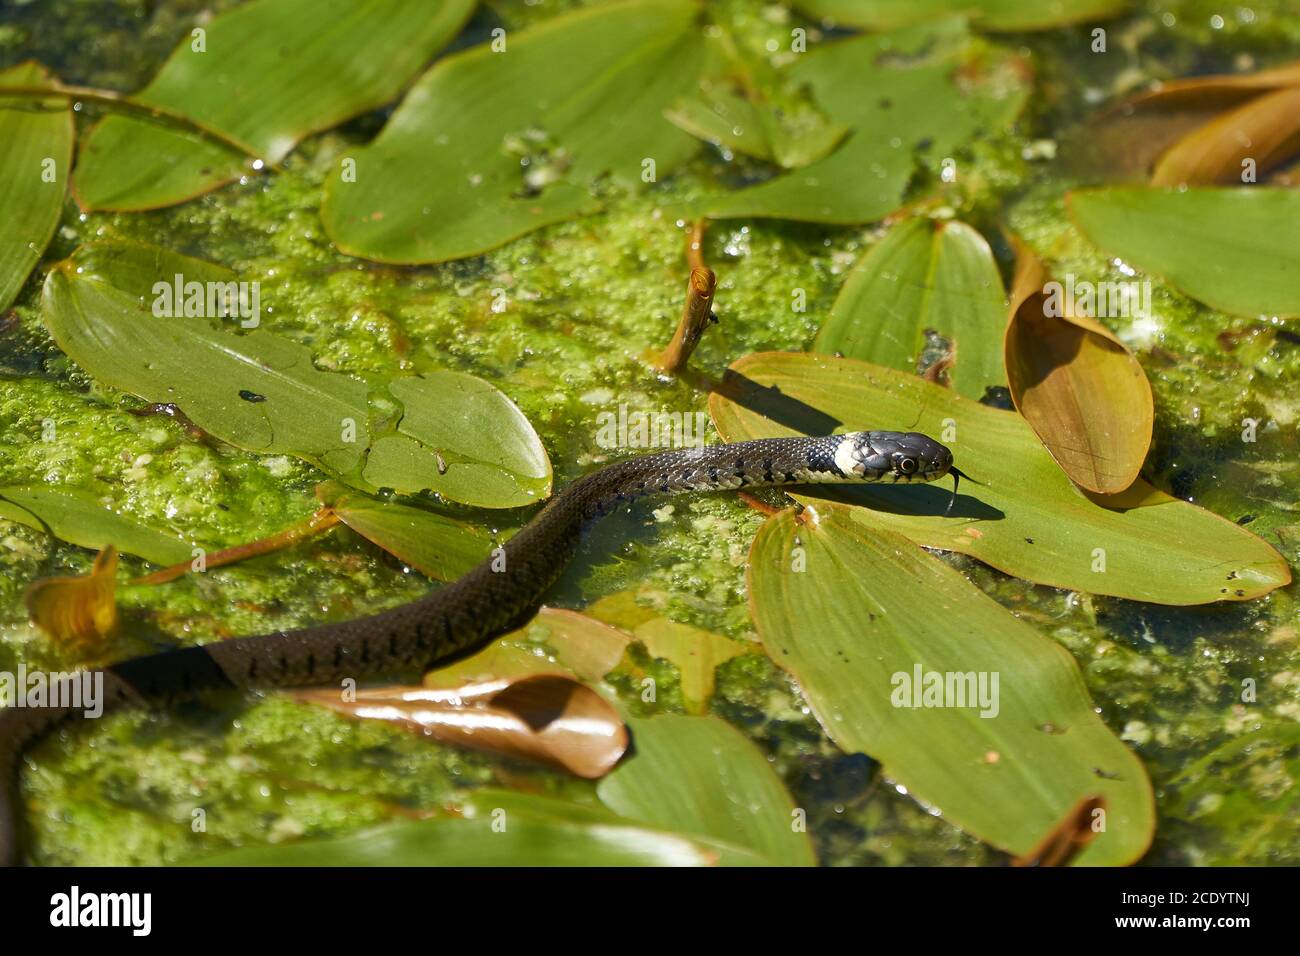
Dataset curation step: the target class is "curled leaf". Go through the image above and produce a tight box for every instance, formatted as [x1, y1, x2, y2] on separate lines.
[1151, 86, 1300, 186]
[25, 546, 120, 652]
[292, 673, 628, 779]
[1004, 237, 1153, 494]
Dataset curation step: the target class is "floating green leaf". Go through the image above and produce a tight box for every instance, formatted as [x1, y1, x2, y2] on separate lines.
[1067, 187, 1300, 319]
[791, 0, 1127, 31]
[703, 21, 1028, 223]
[73, 0, 476, 211]
[362, 373, 552, 508]
[322, 0, 710, 263]
[813, 217, 1006, 400]
[598, 715, 816, 866]
[666, 81, 846, 169]
[631, 618, 746, 713]
[0, 485, 194, 565]
[321, 486, 494, 582]
[0, 63, 73, 311]
[199, 790, 751, 866]
[42, 242, 372, 476]
[708, 351, 1290, 604]
[425, 608, 633, 687]
[40, 241, 549, 508]
[748, 505, 1153, 865]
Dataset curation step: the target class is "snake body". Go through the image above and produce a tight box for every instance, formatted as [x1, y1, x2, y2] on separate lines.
[0, 431, 954, 865]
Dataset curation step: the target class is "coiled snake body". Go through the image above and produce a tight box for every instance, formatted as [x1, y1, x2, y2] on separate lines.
[0, 431, 956, 865]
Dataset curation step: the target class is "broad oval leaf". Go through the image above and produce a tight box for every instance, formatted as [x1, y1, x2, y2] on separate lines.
[708, 351, 1290, 604]
[703, 21, 1028, 223]
[199, 790, 739, 866]
[598, 715, 816, 866]
[0, 485, 195, 565]
[791, 0, 1127, 32]
[321, 0, 708, 263]
[0, 63, 73, 311]
[748, 505, 1153, 865]
[321, 485, 494, 582]
[1004, 238, 1153, 494]
[631, 618, 745, 714]
[364, 372, 552, 508]
[73, 0, 476, 211]
[292, 673, 628, 779]
[1067, 187, 1300, 318]
[814, 217, 1006, 400]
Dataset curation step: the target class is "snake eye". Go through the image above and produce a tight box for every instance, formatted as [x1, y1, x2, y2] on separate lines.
[897, 457, 918, 475]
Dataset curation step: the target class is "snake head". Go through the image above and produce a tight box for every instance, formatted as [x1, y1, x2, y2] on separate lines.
[835, 431, 953, 482]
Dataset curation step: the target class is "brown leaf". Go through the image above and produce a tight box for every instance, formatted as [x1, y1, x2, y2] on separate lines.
[291, 673, 628, 779]
[1152, 86, 1300, 186]
[1065, 59, 1300, 183]
[1004, 238, 1154, 495]
[24, 545, 120, 654]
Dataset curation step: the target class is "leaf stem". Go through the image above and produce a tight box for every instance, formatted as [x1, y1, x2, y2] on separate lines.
[131, 508, 340, 586]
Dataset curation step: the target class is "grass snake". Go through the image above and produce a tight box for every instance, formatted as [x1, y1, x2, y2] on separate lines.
[0, 431, 958, 865]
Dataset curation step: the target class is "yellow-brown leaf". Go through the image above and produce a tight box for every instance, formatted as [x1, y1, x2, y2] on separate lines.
[1004, 239, 1154, 495]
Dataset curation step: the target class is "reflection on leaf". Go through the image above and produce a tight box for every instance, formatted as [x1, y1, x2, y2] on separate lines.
[1004, 236, 1153, 494]
[1068, 59, 1300, 183]
[814, 217, 1006, 400]
[292, 674, 627, 779]
[748, 505, 1152, 865]
[709, 351, 1290, 603]
[1151, 87, 1300, 187]
[25, 546, 119, 653]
